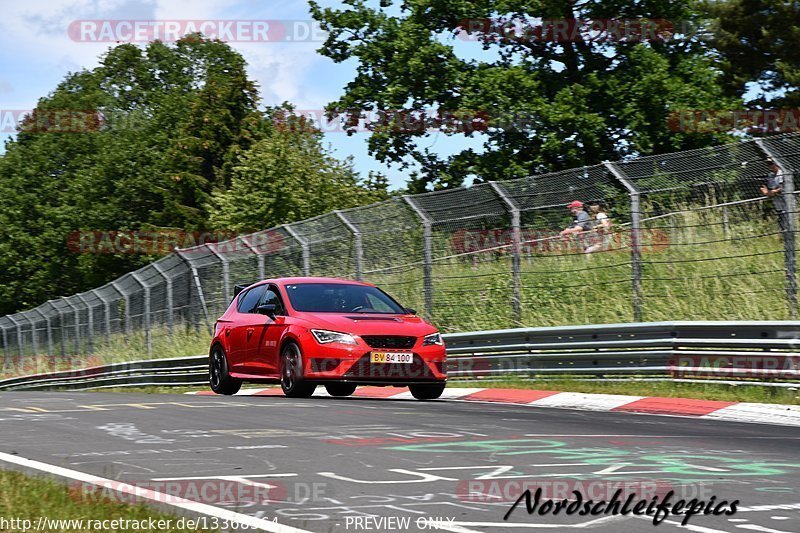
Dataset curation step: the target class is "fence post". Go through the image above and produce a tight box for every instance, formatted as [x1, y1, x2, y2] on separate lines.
[403, 195, 433, 318]
[1, 324, 9, 371]
[239, 237, 265, 280]
[605, 161, 644, 322]
[205, 245, 230, 304]
[32, 308, 53, 357]
[130, 272, 151, 356]
[335, 210, 363, 280]
[284, 224, 310, 276]
[175, 250, 212, 334]
[112, 281, 131, 338]
[75, 294, 94, 354]
[490, 181, 522, 325]
[46, 300, 67, 358]
[92, 289, 112, 351]
[21, 312, 38, 357]
[7, 316, 23, 374]
[62, 298, 82, 354]
[151, 262, 174, 333]
[755, 139, 798, 319]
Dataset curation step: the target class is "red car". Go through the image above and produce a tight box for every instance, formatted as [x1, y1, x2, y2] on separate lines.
[208, 277, 447, 399]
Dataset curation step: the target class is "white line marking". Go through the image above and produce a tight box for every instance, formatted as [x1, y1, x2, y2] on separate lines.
[736, 525, 795, 533]
[450, 515, 627, 528]
[633, 514, 731, 533]
[0, 451, 312, 533]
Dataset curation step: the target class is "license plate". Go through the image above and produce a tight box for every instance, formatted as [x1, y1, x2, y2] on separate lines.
[370, 352, 413, 364]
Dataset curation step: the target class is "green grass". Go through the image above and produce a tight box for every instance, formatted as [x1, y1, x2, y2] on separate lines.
[0, 470, 217, 532]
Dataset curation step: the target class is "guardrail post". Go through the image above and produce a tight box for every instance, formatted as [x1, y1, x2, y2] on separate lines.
[490, 181, 523, 324]
[130, 272, 151, 356]
[62, 298, 82, 354]
[75, 294, 94, 354]
[111, 281, 130, 338]
[403, 195, 434, 318]
[605, 161, 644, 322]
[176, 250, 213, 334]
[151, 262, 174, 333]
[335, 210, 363, 280]
[284, 225, 310, 276]
[756, 139, 798, 319]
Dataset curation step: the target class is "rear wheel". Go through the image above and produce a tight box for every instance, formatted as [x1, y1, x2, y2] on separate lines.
[325, 383, 357, 397]
[209, 345, 241, 395]
[280, 343, 316, 398]
[409, 382, 446, 400]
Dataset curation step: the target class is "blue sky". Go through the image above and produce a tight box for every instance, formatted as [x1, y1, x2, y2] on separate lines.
[0, 0, 487, 190]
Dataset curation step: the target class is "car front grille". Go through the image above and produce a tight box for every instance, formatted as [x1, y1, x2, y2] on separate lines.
[361, 335, 416, 349]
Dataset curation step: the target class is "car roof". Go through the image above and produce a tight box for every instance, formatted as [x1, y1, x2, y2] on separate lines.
[259, 277, 375, 287]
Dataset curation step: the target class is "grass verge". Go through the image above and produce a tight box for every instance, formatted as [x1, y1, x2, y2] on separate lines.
[0, 469, 217, 532]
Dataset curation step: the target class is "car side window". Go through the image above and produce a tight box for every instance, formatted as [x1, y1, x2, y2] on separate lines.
[260, 285, 286, 315]
[237, 285, 267, 314]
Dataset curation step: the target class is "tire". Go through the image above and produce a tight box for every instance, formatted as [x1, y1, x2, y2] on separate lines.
[409, 382, 446, 400]
[325, 383, 357, 397]
[209, 345, 242, 395]
[280, 342, 316, 398]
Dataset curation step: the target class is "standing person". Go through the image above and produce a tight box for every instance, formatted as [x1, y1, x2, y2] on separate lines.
[585, 203, 612, 254]
[560, 200, 593, 237]
[760, 158, 788, 233]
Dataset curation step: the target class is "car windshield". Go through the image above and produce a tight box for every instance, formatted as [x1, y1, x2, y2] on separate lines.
[284, 283, 406, 314]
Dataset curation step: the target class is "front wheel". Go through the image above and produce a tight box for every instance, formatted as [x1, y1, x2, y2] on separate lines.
[409, 382, 446, 400]
[325, 383, 357, 397]
[209, 345, 241, 395]
[280, 343, 316, 398]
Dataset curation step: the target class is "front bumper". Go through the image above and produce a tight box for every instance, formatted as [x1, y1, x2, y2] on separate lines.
[303, 341, 447, 382]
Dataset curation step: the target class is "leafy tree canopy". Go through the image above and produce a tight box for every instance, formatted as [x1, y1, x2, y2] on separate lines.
[310, 0, 739, 191]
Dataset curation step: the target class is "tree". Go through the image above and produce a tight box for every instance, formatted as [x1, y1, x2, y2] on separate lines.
[0, 37, 260, 313]
[207, 109, 389, 232]
[704, 0, 800, 107]
[309, 0, 739, 191]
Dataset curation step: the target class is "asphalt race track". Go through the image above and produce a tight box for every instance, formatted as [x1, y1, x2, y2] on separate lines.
[1, 391, 799, 533]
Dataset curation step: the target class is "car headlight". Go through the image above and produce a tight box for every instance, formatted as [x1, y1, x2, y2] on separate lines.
[311, 329, 357, 345]
[422, 332, 443, 346]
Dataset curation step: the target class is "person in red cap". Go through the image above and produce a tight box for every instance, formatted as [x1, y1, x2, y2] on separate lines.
[560, 200, 593, 237]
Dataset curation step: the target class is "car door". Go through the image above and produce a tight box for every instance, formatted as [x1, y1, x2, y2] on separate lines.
[227, 284, 268, 373]
[250, 285, 288, 376]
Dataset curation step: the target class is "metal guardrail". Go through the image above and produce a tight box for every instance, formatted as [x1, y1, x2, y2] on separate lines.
[1, 321, 799, 391]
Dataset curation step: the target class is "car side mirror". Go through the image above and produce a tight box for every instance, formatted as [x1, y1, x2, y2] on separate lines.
[404, 307, 417, 315]
[255, 304, 277, 317]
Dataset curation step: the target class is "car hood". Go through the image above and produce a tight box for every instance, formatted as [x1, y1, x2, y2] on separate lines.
[293, 312, 438, 336]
